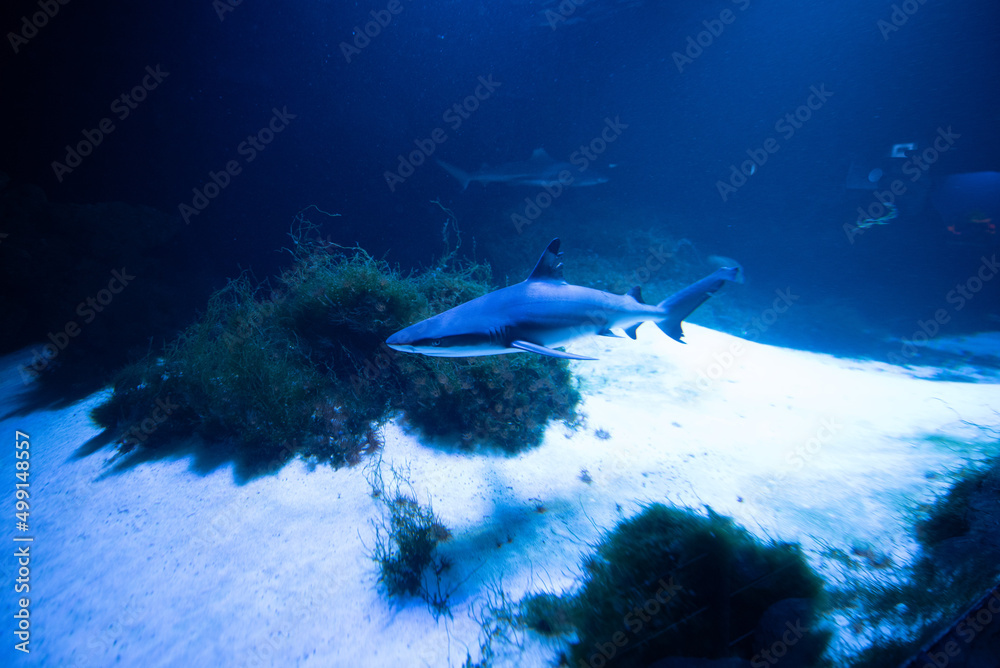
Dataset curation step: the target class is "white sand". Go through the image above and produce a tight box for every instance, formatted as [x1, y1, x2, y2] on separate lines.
[2, 326, 998, 667]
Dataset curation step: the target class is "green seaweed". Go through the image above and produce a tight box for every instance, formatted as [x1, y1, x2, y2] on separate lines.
[462, 579, 526, 667]
[831, 449, 1000, 666]
[373, 495, 451, 597]
[368, 463, 453, 618]
[395, 352, 579, 453]
[539, 504, 828, 667]
[90, 222, 581, 473]
[519, 592, 574, 637]
[914, 471, 980, 547]
[90, 275, 336, 465]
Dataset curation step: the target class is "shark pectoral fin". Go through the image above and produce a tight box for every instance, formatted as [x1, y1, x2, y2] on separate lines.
[511, 340, 597, 360]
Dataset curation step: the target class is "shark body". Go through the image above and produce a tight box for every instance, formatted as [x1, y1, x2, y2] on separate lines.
[437, 149, 608, 190]
[386, 239, 739, 360]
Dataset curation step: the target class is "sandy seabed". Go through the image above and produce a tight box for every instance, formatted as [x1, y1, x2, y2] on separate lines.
[2, 325, 998, 667]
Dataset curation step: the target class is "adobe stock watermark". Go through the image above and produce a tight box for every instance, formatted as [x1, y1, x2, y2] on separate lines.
[383, 75, 501, 192]
[543, 0, 590, 30]
[511, 116, 626, 233]
[915, 586, 1000, 668]
[178, 106, 296, 224]
[692, 287, 799, 391]
[83, 606, 143, 660]
[877, 0, 928, 41]
[844, 126, 959, 244]
[751, 617, 810, 667]
[579, 576, 683, 668]
[350, 342, 403, 395]
[672, 0, 752, 73]
[340, 0, 409, 63]
[213, 0, 244, 22]
[189, 458, 292, 552]
[773, 418, 842, 484]
[18, 268, 136, 383]
[550, 239, 693, 363]
[7, 0, 72, 54]
[241, 579, 346, 667]
[716, 84, 832, 201]
[887, 254, 998, 365]
[51, 65, 170, 183]
[120, 396, 180, 450]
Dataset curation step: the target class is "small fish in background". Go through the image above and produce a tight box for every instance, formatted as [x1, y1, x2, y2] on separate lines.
[856, 202, 898, 230]
[707, 255, 745, 284]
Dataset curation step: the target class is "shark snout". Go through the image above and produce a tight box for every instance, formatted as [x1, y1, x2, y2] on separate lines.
[385, 331, 409, 351]
[386, 321, 433, 353]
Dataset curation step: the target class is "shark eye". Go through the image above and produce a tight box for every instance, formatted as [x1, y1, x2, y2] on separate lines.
[430, 339, 441, 346]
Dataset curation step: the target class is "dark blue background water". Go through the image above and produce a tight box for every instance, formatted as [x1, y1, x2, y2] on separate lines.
[2, 0, 998, 357]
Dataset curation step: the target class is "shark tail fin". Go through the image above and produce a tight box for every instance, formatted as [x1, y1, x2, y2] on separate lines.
[436, 159, 472, 190]
[655, 267, 740, 343]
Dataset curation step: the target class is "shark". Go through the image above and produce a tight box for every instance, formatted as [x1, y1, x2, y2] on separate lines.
[437, 149, 608, 190]
[386, 239, 740, 360]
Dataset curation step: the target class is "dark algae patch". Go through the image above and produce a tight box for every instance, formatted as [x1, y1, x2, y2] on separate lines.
[90, 224, 581, 475]
[846, 449, 1000, 667]
[521, 504, 829, 668]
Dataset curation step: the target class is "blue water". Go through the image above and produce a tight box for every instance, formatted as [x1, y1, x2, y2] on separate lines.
[2, 3, 1000, 666]
[3, 0, 998, 361]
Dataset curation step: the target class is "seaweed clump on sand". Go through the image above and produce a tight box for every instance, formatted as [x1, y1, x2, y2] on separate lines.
[395, 346, 578, 452]
[90, 221, 580, 472]
[521, 504, 829, 668]
[368, 465, 454, 618]
[844, 450, 1000, 667]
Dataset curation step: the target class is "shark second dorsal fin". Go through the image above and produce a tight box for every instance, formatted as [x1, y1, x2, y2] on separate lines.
[527, 238, 565, 282]
[626, 286, 645, 304]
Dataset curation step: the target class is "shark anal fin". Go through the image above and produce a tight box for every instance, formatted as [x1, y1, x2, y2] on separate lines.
[598, 328, 623, 338]
[511, 340, 597, 360]
[624, 323, 641, 340]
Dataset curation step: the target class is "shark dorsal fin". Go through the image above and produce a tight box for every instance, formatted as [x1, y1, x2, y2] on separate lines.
[626, 286, 645, 304]
[527, 238, 565, 282]
[530, 148, 553, 162]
